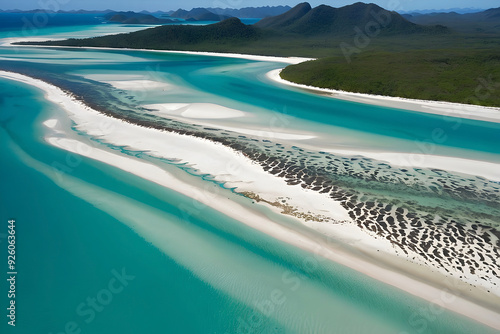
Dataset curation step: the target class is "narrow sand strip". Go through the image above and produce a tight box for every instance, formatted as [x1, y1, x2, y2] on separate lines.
[267, 69, 500, 123]
[2, 70, 500, 330]
[5, 38, 312, 64]
[319, 148, 500, 182]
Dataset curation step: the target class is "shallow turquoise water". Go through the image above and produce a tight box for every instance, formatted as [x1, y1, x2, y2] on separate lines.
[1, 74, 498, 334]
[1, 44, 499, 163]
[1, 25, 499, 334]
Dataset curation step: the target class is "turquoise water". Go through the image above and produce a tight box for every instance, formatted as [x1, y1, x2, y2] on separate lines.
[1, 25, 499, 334]
[1, 44, 499, 162]
[1, 74, 498, 334]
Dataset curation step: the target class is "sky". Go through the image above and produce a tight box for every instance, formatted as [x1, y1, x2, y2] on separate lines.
[1, 0, 498, 12]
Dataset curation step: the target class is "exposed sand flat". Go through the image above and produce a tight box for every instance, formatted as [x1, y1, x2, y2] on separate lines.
[82, 74, 175, 91]
[2, 70, 500, 330]
[267, 69, 500, 124]
[101, 80, 172, 90]
[319, 148, 500, 182]
[143, 104, 316, 140]
[42, 119, 58, 128]
[144, 102, 248, 119]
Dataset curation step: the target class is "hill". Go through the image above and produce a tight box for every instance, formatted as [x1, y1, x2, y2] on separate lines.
[169, 8, 232, 21]
[17, 2, 451, 57]
[399, 8, 485, 15]
[255, 2, 447, 36]
[404, 7, 500, 33]
[207, 5, 291, 18]
[20, 17, 260, 51]
[255, 2, 312, 30]
[104, 11, 173, 24]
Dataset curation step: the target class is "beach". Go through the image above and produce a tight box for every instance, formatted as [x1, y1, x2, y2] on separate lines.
[3, 38, 312, 64]
[2, 69, 499, 330]
[267, 69, 500, 124]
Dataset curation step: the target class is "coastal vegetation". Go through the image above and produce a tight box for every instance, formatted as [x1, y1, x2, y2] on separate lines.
[280, 49, 500, 107]
[28, 18, 261, 50]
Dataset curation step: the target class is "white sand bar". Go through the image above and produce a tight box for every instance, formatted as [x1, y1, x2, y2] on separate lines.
[321, 148, 500, 182]
[7, 39, 312, 64]
[2, 70, 500, 330]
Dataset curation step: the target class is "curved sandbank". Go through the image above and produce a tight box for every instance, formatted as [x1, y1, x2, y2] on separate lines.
[267, 69, 500, 124]
[2, 69, 500, 330]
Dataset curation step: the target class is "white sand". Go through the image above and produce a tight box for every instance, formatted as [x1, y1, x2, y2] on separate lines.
[143, 103, 317, 140]
[267, 69, 500, 123]
[266, 69, 500, 181]
[83, 74, 172, 90]
[103, 79, 172, 90]
[144, 102, 247, 119]
[2, 70, 500, 330]
[321, 148, 500, 182]
[201, 123, 316, 140]
[5, 37, 312, 64]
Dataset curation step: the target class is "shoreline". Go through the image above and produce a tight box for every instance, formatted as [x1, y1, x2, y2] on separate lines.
[266, 69, 500, 123]
[7, 37, 500, 120]
[4, 39, 312, 64]
[2, 70, 500, 330]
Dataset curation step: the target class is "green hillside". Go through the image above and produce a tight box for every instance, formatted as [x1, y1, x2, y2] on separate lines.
[25, 18, 260, 51]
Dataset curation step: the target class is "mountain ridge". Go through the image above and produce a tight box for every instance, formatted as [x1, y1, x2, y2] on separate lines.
[256, 2, 446, 35]
[403, 7, 500, 33]
[16, 2, 454, 56]
[170, 8, 232, 21]
[104, 11, 173, 24]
